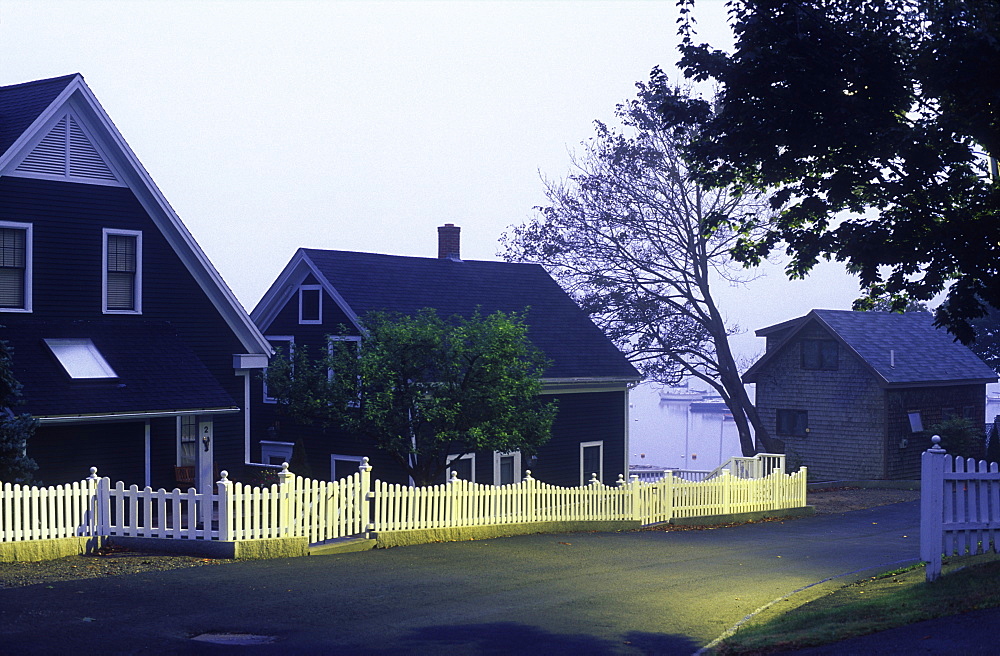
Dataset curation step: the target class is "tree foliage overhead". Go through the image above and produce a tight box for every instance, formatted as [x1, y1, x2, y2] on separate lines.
[502, 74, 779, 455]
[668, 0, 1000, 343]
[264, 309, 557, 486]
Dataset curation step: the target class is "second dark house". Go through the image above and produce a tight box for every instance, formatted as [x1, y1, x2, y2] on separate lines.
[250, 225, 641, 487]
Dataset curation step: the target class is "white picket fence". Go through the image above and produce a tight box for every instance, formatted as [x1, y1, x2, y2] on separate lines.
[921, 436, 1000, 581]
[1, 471, 99, 542]
[630, 453, 786, 484]
[2, 454, 807, 548]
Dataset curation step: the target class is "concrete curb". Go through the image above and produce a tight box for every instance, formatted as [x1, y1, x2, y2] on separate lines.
[0, 535, 106, 562]
[373, 520, 642, 549]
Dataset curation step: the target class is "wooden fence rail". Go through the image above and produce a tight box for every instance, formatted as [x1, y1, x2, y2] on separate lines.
[2, 453, 807, 547]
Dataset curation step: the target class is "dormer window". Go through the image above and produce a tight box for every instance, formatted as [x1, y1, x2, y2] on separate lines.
[0, 222, 31, 312]
[801, 339, 838, 370]
[298, 285, 322, 324]
[104, 229, 141, 313]
[45, 338, 117, 379]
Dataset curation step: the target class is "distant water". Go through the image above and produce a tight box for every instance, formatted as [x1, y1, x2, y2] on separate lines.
[628, 382, 743, 471]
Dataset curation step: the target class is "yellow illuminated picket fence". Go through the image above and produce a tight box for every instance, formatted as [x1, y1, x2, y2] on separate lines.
[1, 453, 807, 546]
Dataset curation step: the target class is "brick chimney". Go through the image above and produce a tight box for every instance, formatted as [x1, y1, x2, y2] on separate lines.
[437, 224, 461, 261]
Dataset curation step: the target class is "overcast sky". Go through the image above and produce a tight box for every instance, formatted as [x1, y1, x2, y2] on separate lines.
[1, 0, 862, 363]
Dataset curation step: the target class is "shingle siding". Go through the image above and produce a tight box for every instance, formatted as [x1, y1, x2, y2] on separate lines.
[755, 325, 887, 480]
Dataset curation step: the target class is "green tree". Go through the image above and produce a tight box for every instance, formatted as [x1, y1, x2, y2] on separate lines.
[265, 309, 557, 485]
[502, 75, 779, 456]
[0, 332, 37, 484]
[666, 0, 1000, 344]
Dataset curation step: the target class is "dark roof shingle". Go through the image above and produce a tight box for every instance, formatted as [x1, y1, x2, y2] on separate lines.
[745, 309, 997, 386]
[301, 249, 640, 381]
[3, 320, 238, 418]
[0, 74, 78, 159]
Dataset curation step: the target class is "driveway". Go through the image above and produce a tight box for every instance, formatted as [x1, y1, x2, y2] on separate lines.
[0, 502, 920, 655]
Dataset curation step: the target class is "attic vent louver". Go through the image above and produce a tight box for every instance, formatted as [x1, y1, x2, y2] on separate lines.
[14, 114, 121, 184]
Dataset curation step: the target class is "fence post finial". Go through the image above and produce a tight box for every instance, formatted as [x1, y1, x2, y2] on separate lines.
[929, 434, 946, 453]
[448, 470, 459, 484]
[589, 472, 599, 486]
[523, 469, 533, 482]
[616, 473, 626, 487]
[87, 467, 99, 481]
[359, 456, 372, 473]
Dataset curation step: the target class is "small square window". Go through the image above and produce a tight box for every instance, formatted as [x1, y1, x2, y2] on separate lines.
[776, 409, 808, 437]
[45, 338, 117, 379]
[801, 339, 838, 370]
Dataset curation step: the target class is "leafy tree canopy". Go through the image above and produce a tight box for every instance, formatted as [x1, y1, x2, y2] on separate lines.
[265, 309, 557, 485]
[667, 0, 1000, 344]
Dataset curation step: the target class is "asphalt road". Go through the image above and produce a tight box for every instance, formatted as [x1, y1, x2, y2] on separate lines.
[0, 502, 920, 655]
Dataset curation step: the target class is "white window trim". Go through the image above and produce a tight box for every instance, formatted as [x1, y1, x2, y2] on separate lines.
[446, 453, 475, 483]
[580, 440, 604, 486]
[102, 228, 142, 314]
[493, 451, 521, 486]
[330, 453, 365, 481]
[0, 220, 32, 313]
[260, 440, 294, 466]
[263, 335, 294, 403]
[298, 284, 323, 324]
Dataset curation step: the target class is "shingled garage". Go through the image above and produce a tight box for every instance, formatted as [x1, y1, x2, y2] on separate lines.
[743, 310, 998, 480]
[250, 225, 641, 488]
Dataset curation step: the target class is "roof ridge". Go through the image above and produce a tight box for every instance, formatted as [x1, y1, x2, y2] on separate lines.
[0, 73, 80, 91]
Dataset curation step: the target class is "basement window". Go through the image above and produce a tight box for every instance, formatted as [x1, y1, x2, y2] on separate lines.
[45, 338, 117, 379]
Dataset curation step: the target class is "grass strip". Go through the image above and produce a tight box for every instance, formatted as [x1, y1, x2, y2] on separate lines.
[714, 555, 1000, 654]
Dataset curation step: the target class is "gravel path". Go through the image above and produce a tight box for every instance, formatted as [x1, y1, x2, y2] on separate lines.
[0, 487, 919, 589]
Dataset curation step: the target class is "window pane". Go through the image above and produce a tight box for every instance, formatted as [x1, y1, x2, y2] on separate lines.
[0, 267, 24, 308]
[300, 288, 320, 322]
[45, 338, 117, 378]
[106, 271, 135, 310]
[107, 234, 136, 272]
[499, 455, 515, 485]
[106, 234, 136, 310]
[583, 445, 601, 481]
[0, 228, 26, 308]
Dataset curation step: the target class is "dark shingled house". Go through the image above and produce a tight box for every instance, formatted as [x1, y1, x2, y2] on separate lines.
[0, 74, 271, 489]
[250, 225, 641, 487]
[743, 310, 997, 480]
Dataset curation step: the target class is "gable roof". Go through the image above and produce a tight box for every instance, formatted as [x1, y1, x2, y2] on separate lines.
[0, 74, 270, 357]
[252, 248, 641, 384]
[743, 309, 998, 387]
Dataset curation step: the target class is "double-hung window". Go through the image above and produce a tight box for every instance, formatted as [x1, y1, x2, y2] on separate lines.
[580, 441, 603, 485]
[0, 222, 32, 312]
[103, 229, 141, 313]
